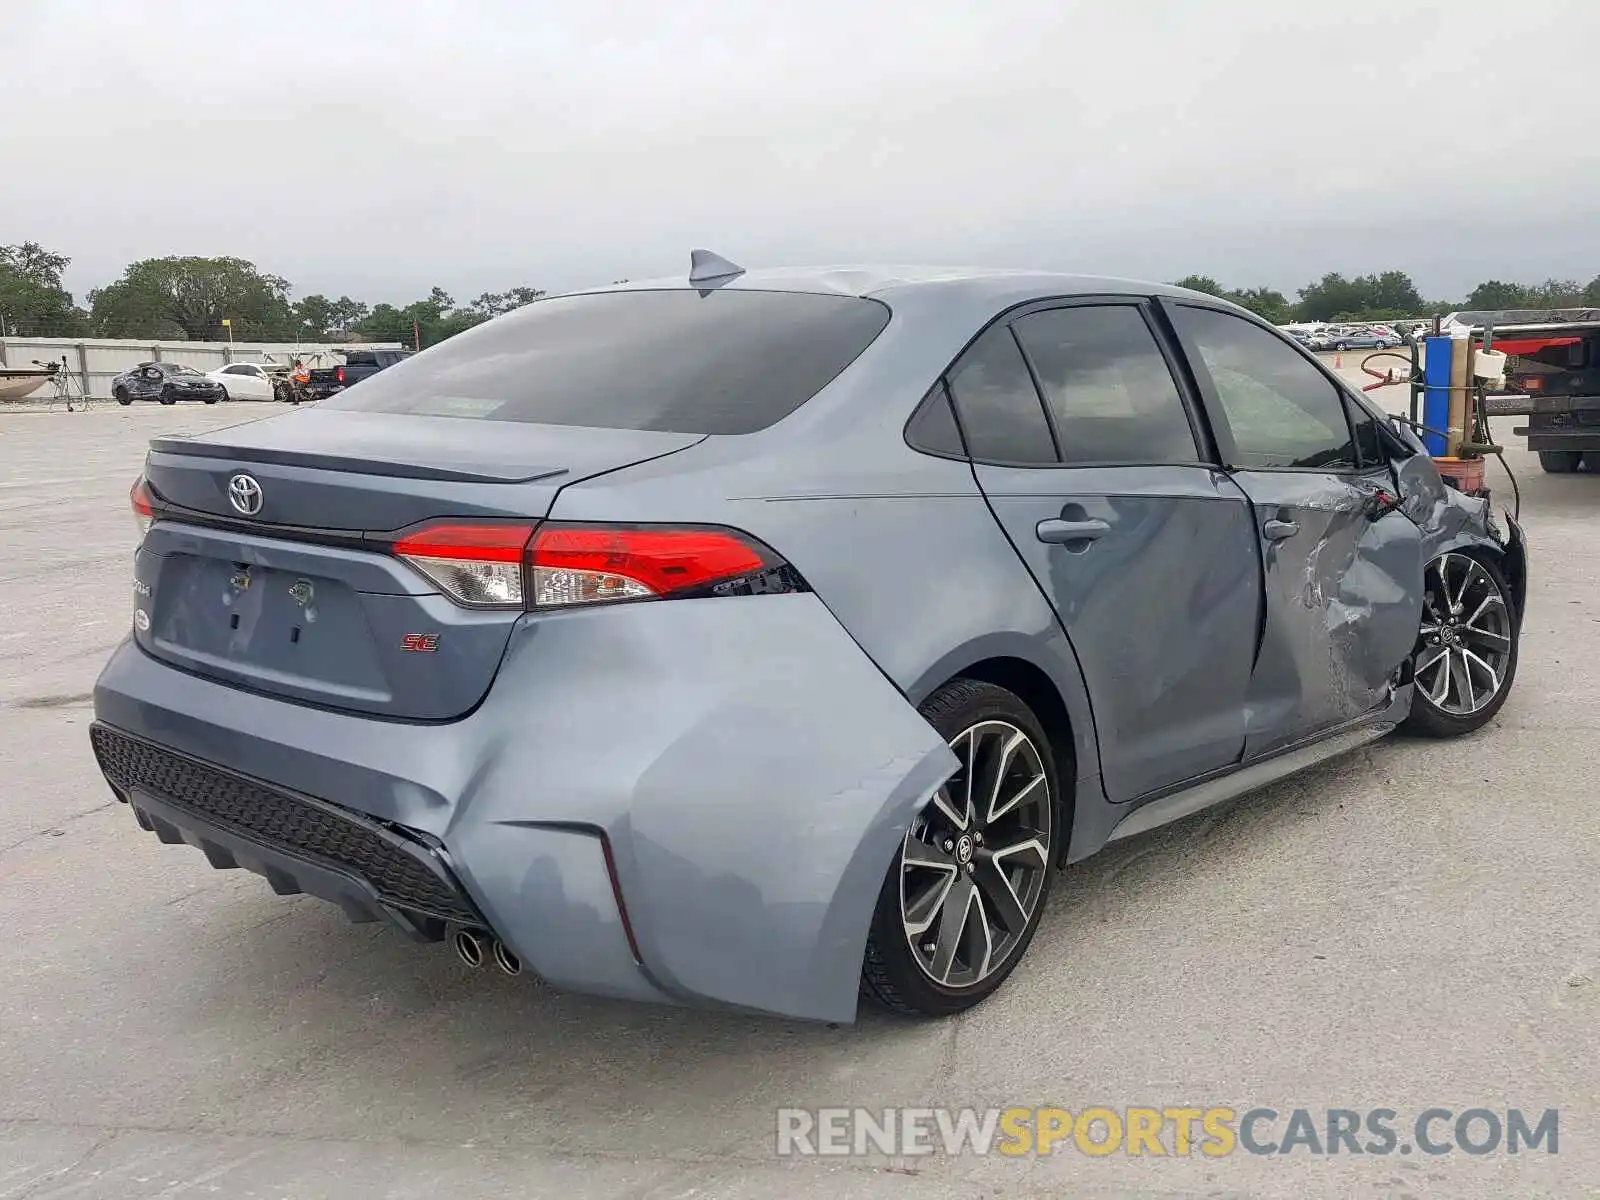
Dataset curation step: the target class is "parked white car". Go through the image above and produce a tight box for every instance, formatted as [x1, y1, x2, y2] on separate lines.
[204, 362, 280, 402]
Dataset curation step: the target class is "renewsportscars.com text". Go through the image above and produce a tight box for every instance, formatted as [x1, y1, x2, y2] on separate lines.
[776, 1106, 1559, 1158]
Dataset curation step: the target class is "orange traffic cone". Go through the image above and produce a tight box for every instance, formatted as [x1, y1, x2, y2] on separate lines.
[1334, 349, 1343, 369]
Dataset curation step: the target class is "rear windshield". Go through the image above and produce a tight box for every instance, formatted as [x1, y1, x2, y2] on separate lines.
[323, 289, 892, 434]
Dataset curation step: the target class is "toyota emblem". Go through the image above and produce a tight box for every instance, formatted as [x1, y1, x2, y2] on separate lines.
[227, 473, 263, 516]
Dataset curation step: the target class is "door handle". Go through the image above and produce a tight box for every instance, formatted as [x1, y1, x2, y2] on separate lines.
[1037, 518, 1111, 545]
[1262, 518, 1300, 541]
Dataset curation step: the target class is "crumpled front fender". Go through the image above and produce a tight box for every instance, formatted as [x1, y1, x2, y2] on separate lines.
[1395, 452, 1528, 620]
[447, 593, 959, 1023]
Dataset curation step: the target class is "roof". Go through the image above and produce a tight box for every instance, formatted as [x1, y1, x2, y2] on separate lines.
[576, 263, 1228, 308]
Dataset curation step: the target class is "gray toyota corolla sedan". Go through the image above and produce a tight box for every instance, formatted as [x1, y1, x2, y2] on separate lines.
[92, 257, 1527, 1022]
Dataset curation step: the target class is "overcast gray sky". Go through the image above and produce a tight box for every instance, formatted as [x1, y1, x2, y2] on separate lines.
[4, 0, 1598, 306]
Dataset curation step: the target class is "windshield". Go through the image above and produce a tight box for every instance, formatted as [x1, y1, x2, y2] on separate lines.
[324, 289, 892, 435]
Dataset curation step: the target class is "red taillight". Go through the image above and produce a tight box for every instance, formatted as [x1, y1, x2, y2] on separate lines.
[389, 520, 797, 610]
[392, 522, 536, 608]
[130, 477, 155, 537]
[528, 524, 776, 608]
[335, 365, 346, 384]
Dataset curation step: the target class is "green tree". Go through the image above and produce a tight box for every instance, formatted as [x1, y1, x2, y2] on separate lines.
[88, 256, 296, 341]
[1366, 270, 1424, 314]
[0, 241, 87, 337]
[356, 287, 485, 349]
[1295, 271, 1423, 321]
[1173, 274, 1225, 296]
[1583, 276, 1600, 306]
[1527, 278, 1585, 307]
[1463, 280, 1529, 310]
[293, 293, 336, 340]
[468, 286, 546, 319]
[326, 296, 370, 338]
[1295, 273, 1364, 320]
[1227, 287, 1292, 324]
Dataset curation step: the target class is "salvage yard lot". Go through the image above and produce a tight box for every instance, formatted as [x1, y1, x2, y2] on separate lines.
[1, 400, 1596, 1199]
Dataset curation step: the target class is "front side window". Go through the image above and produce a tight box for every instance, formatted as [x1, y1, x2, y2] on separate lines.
[1171, 306, 1355, 470]
[1012, 305, 1198, 464]
[945, 327, 1056, 464]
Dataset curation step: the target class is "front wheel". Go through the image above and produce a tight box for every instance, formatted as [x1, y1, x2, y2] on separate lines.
[1375, 340, 1391, 349]
[158, 386, 177, 406]
[860, 678, 1059, 1017]
[1335, 341, 1350, 352]
[1402, 552, 1519, 737]
[113, 387, 131, 407]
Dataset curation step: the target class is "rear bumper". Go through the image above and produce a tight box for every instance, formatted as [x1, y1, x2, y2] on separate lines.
[90, 723, 484, 934]
[1515, 402, 1600, 450]
[91, 593, 956, 1022]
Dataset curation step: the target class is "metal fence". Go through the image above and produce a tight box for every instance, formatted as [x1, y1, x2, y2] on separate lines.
[0, 337, 406, 401]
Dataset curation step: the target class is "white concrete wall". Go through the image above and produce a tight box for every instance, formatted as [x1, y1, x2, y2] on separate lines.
[0, 337, 405, 399]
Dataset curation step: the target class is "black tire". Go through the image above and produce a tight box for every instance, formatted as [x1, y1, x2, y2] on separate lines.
[860, 678, 1060, 1017]
[1401, 551, 1519, 738]
[1335, 341, 1350, 352]
[1376, 340, 1391, 349]
[113, 387, 132, 407]
[1539, 450, 1583, 474]
[158, 386, 177, 406]
[216, 387, 229, 403]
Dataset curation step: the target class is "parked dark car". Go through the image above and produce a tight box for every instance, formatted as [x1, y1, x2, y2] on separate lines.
[96, 264, 1527, 1023]
[110, 362, 225, 406]
[305, 348, 413, 400]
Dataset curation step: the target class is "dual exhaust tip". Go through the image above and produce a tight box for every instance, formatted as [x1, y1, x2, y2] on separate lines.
[452, 927, 521, 976]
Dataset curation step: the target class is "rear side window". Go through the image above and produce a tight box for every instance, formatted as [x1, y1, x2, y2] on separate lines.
[344, 351, 378, 367]
[945, 327, 1057, 464]
[1171, 306, 1356, 470]
[324, 290, 892, 434]
[905, 383, 966, 457]
[1012, 305, 1198, 464]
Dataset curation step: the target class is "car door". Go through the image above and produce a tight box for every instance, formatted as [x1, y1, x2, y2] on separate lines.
[133, 364, 165, 400]
[1162, 301, 1424, 758]
[945, 300, 1263, 803]
[232, 364, 272, 400]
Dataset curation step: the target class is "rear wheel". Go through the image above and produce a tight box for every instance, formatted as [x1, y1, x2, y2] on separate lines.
[1335, 341, 1350, 351]
[1402, 552, 1519, 737]
[1538, 450, 1582, 474]
[861, 679, 1058, 1017]
[1375, 339, 1391, 349]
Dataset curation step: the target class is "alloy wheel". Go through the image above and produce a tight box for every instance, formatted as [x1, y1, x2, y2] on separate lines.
[1415, 553, 1513, 716]
[899, 720, 1051, 990]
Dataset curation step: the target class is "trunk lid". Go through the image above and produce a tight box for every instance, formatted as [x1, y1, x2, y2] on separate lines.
[136, 409, 704, 720]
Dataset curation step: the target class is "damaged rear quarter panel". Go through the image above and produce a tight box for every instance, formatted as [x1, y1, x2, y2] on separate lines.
[445, 592, 959, 1023]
